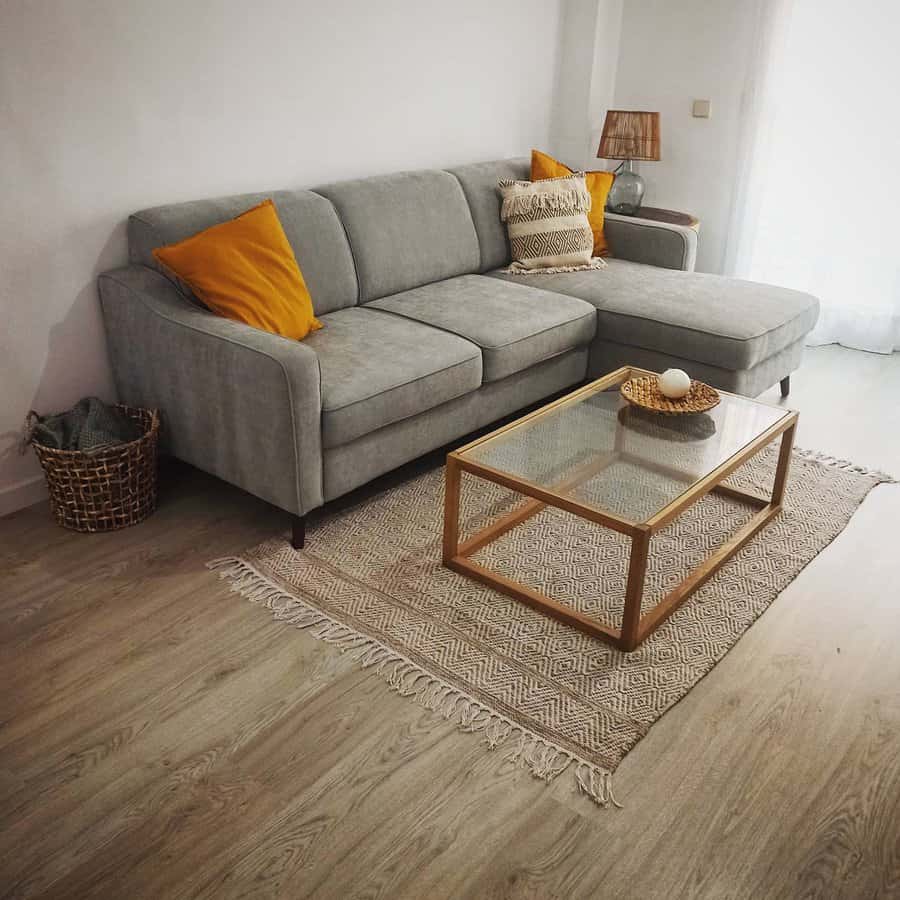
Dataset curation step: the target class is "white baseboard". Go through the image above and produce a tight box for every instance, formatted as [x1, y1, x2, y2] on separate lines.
[0, 475, 48, 518]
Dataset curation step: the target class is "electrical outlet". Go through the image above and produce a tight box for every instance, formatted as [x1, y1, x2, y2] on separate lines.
[692, 99, 711, 118]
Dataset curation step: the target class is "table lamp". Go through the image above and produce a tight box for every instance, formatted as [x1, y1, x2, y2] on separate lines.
[598, 110, 660, 215]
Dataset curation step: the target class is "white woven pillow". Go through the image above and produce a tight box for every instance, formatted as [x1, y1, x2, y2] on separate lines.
[498, 173, 607, 274]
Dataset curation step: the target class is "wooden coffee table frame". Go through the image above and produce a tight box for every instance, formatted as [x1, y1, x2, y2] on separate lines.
[442, 367, 798, 652]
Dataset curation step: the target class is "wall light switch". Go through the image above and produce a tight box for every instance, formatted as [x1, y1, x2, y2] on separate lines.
[692, 99, 711, 118]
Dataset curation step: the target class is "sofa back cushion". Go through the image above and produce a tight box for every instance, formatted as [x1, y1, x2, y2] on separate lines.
[447, 158, 529, 272]
[314, 170, 480, 303]
[128, 189, 359, 315]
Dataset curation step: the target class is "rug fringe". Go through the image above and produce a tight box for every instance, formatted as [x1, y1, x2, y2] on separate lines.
[207, 555, 620, 809]
[575, 763, 618, 807]
[793, 445, 897, 484]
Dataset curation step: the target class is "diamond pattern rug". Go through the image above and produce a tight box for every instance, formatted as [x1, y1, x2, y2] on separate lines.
[210, 447, 893, 807]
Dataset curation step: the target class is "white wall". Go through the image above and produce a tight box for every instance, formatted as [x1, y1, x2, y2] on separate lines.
[548, 0, 623, 171]
[0, 0, 565, 514]
[539, 0, 762, 273]
[586, 0, 625, 167]
[611, 0, 762, 273]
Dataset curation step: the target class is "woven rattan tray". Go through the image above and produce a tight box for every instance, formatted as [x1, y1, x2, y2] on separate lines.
[620, 374, 720, 416]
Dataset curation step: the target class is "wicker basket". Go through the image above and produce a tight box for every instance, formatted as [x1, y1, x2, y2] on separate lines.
[29, 405, 159, 533]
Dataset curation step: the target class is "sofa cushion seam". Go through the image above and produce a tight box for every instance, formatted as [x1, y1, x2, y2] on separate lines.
[309, 190, 363, 305]
[483, 346, 580, 382]
[447, 169, 491, 272]
[322, 356, 482, 414]
[595, 334, 807, 373]
[322, 365, 482, 445]
[485, 310, 596, 351]
[369, 304, 595, 352]
[593, 303, 812, 348]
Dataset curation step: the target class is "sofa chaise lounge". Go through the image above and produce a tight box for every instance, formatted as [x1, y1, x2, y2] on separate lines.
[98, 158, 819, 546]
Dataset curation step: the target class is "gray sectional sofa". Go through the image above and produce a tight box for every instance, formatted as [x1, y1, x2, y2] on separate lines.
[98, 157, 819, 546]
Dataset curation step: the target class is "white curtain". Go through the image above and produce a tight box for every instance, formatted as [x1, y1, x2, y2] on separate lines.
[726, 0, 900, 353]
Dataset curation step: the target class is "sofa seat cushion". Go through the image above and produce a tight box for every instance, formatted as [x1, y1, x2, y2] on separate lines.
[368, 275, 596, 383]
[490, 259, 819, 371]
[306, 307, 483, 448]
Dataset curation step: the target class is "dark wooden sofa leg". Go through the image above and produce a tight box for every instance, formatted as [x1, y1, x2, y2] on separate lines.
[780, 376, 791, 398]
[291, 514, 306, 550]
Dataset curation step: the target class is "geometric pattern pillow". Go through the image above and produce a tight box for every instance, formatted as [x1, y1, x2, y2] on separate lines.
[531, 149, 615, 256]
[498, 173, 607, 274]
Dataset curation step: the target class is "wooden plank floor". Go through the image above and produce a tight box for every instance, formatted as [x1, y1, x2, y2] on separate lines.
[2, 346, 899, 899]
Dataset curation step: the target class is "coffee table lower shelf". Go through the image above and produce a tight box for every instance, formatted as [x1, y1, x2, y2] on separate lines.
[442, 416, 797, 653]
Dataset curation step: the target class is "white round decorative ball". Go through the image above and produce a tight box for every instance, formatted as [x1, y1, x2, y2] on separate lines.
[658, 368, 692, 399]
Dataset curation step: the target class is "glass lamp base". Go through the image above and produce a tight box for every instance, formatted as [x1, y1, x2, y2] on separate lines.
[606, 167, 645, 216]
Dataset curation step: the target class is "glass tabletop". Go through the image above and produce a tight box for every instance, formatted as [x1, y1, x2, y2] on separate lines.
[459, 369, 791, 525]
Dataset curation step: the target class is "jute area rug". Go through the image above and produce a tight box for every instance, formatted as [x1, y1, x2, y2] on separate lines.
[210, 447, 893, 807]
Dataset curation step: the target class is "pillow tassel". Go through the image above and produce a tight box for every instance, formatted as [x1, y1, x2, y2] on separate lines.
[500, 186, 592, 222]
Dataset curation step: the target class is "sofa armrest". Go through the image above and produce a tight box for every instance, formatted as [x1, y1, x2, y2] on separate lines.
[604, 213, 698, 272]
[98, 265, 323, 516]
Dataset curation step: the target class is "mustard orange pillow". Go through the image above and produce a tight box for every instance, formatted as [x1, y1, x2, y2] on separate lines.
[153, 199, 322, 341]
[531, 149, 615, 257]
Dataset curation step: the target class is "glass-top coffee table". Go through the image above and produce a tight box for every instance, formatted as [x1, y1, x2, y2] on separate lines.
[442, 366, 798, 651]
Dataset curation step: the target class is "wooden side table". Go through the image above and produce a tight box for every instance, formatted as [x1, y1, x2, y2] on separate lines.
[618, 206, 700, 231]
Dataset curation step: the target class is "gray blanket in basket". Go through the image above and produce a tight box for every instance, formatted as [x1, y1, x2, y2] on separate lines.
[30, 397, 142, 451]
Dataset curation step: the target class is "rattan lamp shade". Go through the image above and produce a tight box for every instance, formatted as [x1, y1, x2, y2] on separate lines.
[598, 110, 661, 161]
